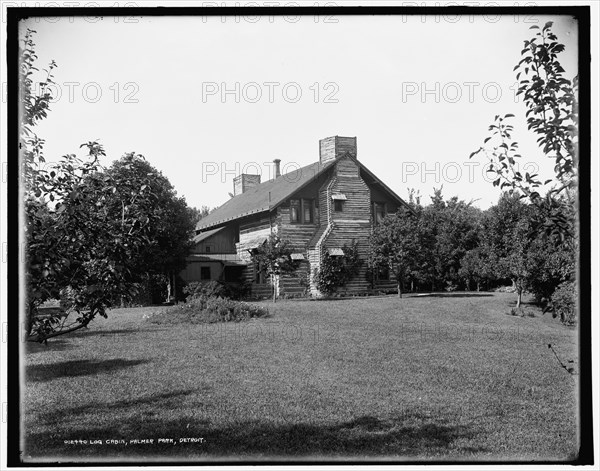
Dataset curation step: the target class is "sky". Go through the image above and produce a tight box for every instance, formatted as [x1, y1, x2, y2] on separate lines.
[19, 12, 579, 210]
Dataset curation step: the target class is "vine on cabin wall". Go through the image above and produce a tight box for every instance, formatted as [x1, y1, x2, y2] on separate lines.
[315, 241, 362, 295]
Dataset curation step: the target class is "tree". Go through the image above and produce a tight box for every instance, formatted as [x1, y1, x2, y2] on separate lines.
[22, 30, 195, 341]
[20, 29, 57, 191]
[469, 22, 578, 238]
[522, 197, 576, 306]
[481, 193, 537, 308]
[252, 234, 298, 303]
[526, 229, 576, 304]
[501, 216, 536, 308]
[25, 145, 160, 340]
[369, 208, 421, 298]
[104, 153, 196, 298]
[423, 190, 482, 290]
[403, 188, 482, 292]
[459, 247, 496, 292]
[189, 205, 213, 226]
[27, 153, 195, 341]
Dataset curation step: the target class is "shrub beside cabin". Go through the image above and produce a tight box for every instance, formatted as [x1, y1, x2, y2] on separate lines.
[180, 136, 412, 298]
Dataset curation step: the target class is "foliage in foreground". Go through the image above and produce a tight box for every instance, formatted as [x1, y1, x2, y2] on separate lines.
[251, 234, 300, 303]
[146, 295, 269, 324]
[550, 281, 577, 326]
[470, 21, 578, 238]
[22, 29, 196, 341]
[464, 22, 579, 324]
[183, 280, 250, 301]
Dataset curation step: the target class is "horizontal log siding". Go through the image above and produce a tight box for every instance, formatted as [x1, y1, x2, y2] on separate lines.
[235, 213, 276, 298]
[306, 157, 372, 296]
[276, 204, 315, 296]
[236, 214, 273, 262]
[324, 157, 372, 294]
[280, 260, 310, 296]
[373, 279, 398, 291]
[308, 176, 336, 296]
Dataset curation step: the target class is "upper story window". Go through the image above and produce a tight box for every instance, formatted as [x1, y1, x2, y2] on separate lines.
[205, 245, 212, 253]
[290, 199, 300, 223]
[374, 202, 386, 225]
[332, 193, 346, 213]
[303, 200, 314, 223]
[290, 198, 314, 224]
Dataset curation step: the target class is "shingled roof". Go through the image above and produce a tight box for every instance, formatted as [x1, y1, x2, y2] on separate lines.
[196, 159, 335, 230]
[196, 155, 412, 231]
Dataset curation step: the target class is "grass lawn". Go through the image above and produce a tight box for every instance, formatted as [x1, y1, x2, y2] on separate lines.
[22, 292, 579, 462]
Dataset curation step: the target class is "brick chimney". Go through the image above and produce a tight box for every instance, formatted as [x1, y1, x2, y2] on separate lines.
[319, 136, 357, 164]
[233, 174, 261, 196]
[273, 159, 281, 178]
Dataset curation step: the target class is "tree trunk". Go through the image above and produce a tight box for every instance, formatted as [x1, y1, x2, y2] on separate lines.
[397, 280, 402, 298]
[28, 312, 94, 343]
[173, 272, 177, 303]
[411, 280, 414, 292]
[516, 289, 522, 309]
[476, 281, 480, 292]
[272, 274, 277, 303]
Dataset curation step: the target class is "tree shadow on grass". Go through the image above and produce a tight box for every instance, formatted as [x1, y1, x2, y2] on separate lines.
[25, 328, 164, 353]
[207, 413, 485, 458]
[38, 389, 200, 425]
[413, 293, 493, 298]
[24, 410, 487, 461]
[26, 359, 150, 383]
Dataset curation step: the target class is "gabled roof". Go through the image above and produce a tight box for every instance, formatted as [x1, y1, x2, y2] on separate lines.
[196, 155, 412, 231]
[196, 159, 335, 230]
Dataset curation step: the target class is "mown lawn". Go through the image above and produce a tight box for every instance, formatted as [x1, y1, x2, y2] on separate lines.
[22, 292, 579, 462]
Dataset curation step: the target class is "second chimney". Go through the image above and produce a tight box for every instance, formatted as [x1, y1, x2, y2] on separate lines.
[233, 173, 261, 196]
[273, 159, 281, 179]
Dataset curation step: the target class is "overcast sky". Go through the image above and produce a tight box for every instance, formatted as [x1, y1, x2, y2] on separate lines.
[20, 12, 579, 210]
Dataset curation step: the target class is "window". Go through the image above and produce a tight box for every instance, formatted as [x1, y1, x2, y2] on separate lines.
[200, 266, 211, 280]
[303, 199, 314, 223]
[290, 198, 314, 224]
[376, 265, 390, 281]
[290, 199, 300, 223]
[374, 202, 386, 225]
[332, 193, 346, 212]
[254, 260, 266, 284]
[205, 246, 211, 253]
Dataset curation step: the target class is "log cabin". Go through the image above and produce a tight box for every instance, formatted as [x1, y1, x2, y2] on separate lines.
[180, 136, 412, 298]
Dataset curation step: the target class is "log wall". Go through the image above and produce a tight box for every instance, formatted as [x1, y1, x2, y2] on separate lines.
[235, 212, 276, 298]
[308, 156, 372, 295]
